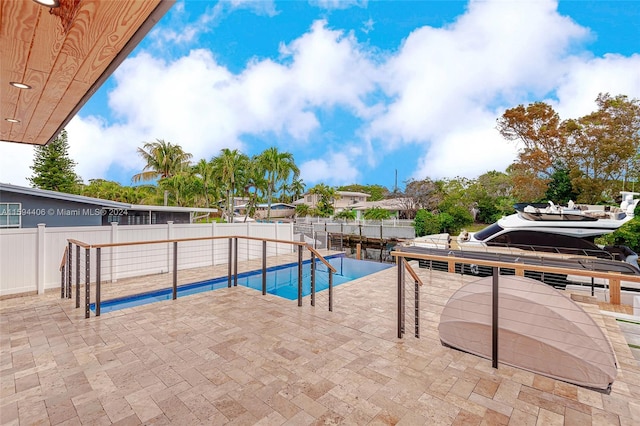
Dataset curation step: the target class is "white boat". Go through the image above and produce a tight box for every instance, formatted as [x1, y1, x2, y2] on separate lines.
[459, 192, 640, 267]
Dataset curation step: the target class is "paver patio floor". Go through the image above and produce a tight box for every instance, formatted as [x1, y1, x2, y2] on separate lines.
[1, 258, 639, 425]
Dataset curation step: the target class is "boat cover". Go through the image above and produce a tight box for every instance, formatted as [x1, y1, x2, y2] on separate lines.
[438, 275, 617, 390]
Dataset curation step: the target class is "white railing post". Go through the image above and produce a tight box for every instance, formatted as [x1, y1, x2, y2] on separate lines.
[36, 223, 46, 294]
[275, 222, 279, 256]
[110, 221, 118, 282]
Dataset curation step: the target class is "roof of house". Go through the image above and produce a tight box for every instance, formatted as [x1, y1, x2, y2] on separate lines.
[1, 182, 129, 208]
[350, 197, 413, 211]
[2, 0, 174, 146]
[0, 183, 218, 213]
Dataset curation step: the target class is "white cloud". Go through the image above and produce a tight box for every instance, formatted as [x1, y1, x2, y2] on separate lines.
[155, 0, 278, 45]
[300, 151, 360, 185]
[0, 144, 34, 186]
[2, 0, 640, 189]
[310, 0, 368, 11]
[554, 54, 640, 118]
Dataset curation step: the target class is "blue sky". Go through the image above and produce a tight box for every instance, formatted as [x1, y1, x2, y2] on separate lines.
[2, 0, 639, 192]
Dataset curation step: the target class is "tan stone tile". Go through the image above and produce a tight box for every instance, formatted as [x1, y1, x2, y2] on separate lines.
[532, 375, 555, 393]
[452, 409, 482, 426]
[469, 392, 513, 418]
[565, 406, 592, 426]
[474, 378, 500, 399]
[535, 407, 566, 426]
[507, 409, 536, 426]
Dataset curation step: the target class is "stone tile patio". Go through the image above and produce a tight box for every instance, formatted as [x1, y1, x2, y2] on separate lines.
[1, 256, 639, 425]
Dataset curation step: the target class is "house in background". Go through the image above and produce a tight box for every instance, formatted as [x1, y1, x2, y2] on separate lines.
[294, 191, 371, 213]
[0, 183, 217, 228]
[350, 197, 414, 220]
[235, 203, 296, 220]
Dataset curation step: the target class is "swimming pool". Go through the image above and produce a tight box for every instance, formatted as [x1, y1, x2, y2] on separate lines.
[91, 255, 392, 313]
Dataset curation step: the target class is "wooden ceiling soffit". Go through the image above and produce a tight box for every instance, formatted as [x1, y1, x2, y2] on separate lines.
[0, 0, 175, 146]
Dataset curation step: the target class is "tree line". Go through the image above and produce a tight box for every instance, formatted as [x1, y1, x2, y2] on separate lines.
[29, 92, 639, 243]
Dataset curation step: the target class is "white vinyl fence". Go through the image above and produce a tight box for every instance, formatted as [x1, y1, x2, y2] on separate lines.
[0, 222, 294, 297]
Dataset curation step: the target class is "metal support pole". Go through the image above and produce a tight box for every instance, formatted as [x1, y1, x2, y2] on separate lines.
[60, 265, 65, 298]
[75, 245, 80, 308]
[397, 257, 404, 338]
[234, 238, 238, 286]
[228, 238, 232, 288]
[85, 248, 90, 319]
[262, 241, 267, 295]
[328, 270, 333, 312]
[67, 242, 72, 298]
[297, 245, 303, 307]
[173, 242, 178, 300]
[414, 279, 419, 338]
[96, 248, 101, 316]
[310, 253, 316, 306]
[492, 266, 499, 368]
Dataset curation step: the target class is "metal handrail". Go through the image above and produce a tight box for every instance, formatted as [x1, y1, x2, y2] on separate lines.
[65, 235, 338, 318]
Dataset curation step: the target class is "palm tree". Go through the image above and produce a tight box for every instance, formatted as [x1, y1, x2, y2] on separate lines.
[256, 147, 299, 221]
[192, 159, 216, 208]
[212, 149, 249, 222]
[309, 183, 337, 217]
[132, 139, 193, 183]
[289, 177, 306, 203]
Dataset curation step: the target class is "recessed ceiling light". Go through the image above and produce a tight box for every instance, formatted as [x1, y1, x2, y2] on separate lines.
[9, 82, 32, 90]
[32, 0, 60, 7]
[5, 118, 21, 123]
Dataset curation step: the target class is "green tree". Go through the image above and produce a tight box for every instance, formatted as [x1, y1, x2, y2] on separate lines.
[545, 164, 577, 204]
[256, 147, 299, 220]
[598, 203, 640, 253]
[414, 209, 440, 237]
[295, 204, 310, 217]
[334, 209, 356, 220]
[212, 148, 249, 222]
[337, 184, 388, 201]
[566, 93, 640, 203]
[309, 183, 336, 217]
[29, 129, 80, 193]
[132, 139, 193, 183]
[363, 207, 391, 220]
[497, 93, 640, 203]
[192, 159, 217, 208]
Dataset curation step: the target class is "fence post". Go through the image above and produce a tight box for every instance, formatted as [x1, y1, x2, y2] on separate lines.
[234, 237, 238, 286]
[85, 247, 90, 319]
[397, 256, 404, 338]
[298, 245, 303, 307]
[310, 253, 316, 306]
[228, 238, 232, 288]
[60, 264, 65, 299]
[262, 240, 267, 295]
[492, 266, 499, 368]
[173, 241, 178, 300]
[36, 223, 45, 295]
[67, 241, 72, 298]
[75, 245, 80, 308]
[610, 273, 621, 305]
[414, 277, 419, 338]
[328, 270, 333, 312]
[96, 248, 101, 316]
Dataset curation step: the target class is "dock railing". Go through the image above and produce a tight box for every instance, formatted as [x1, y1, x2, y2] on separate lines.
[62, 235, 337, 318]
[391, 249, 640, 371]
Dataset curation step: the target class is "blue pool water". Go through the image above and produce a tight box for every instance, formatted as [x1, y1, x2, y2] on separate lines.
[92, 255, 392, 313]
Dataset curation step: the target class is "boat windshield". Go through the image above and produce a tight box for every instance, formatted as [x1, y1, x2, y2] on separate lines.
[473, 223, 503, 241]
